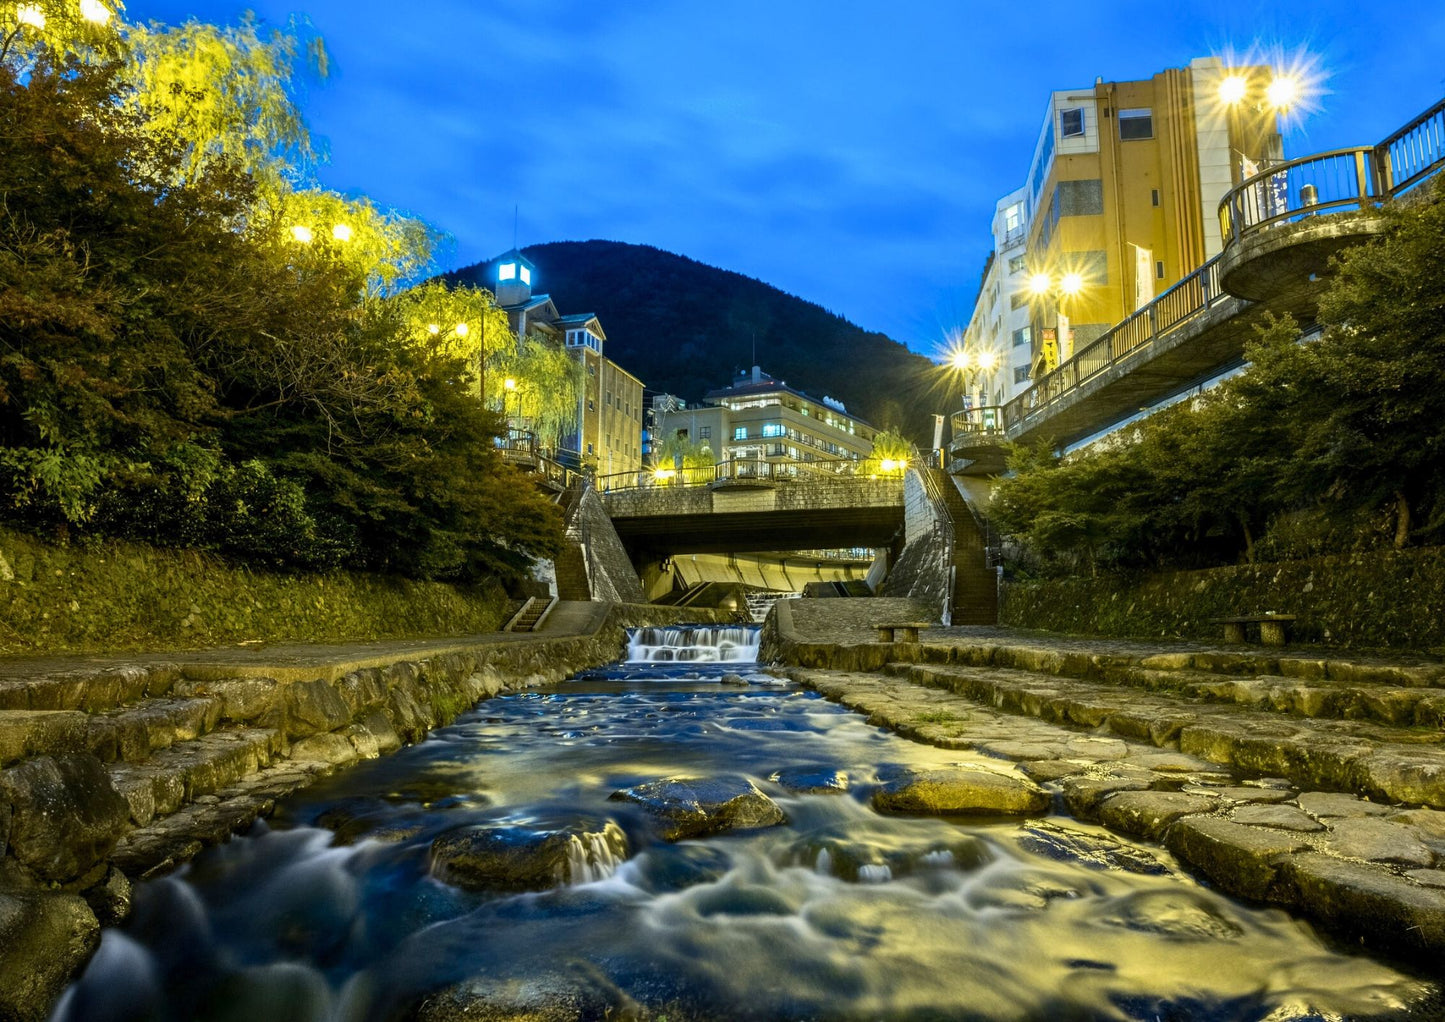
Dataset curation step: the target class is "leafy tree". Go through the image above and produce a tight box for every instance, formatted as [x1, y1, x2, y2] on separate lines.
[0, 0, 123, 69]
[862, 429, 916, 476]
[486, 338, 584, 449]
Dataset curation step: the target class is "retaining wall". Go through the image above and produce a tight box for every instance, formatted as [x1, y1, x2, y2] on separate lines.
[1000, 546, 1445, 651]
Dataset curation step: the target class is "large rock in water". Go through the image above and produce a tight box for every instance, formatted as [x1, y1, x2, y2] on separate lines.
[609, 775, 786, 841]
[0, 754, 131, 881]
[0, 892, 100, 1022]
[430, 819, 628, 892]
[871, 766, 1050, 817]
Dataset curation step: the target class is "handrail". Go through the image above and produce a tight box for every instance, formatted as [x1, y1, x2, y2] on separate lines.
[999, 254, 1225, 433]
[595, 454, 892, 494]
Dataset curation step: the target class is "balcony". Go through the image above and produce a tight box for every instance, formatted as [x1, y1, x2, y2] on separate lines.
[948, 407, 1010, 476]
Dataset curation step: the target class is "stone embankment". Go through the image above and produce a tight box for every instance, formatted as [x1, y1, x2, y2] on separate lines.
[0, 602, 733, 1022]
[763, 598, 1445, 964]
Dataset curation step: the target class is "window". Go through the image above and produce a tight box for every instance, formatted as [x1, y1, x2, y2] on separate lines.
[588, 365, 596, 376]
[1060, 107, 1085, 138]
[1151, 188, 1160, 207]
[1003, 202, 1024, 238]
[587, 443, 594, 455]
[733, 426, 748, 441]
[1012, 326, 1032, 348]
[1014, 366, 1031, 384]
[588, 400, 595, 411]
[760, 422, 784, 437]
[1007, 254, 1027, 274]
[1010, 293, 1027, 310]
[1119, 108, 1153, 140]
[606, 391, 613, 406]
[1156, 260, 1166, 279]
[699, 426, 711, 439]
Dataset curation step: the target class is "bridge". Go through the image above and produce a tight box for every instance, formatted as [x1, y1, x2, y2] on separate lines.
[598, 459, 905, 556]
[950, 96, 1445, 473]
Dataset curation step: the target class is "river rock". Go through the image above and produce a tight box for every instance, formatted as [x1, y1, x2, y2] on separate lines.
[871, 766, 1049, 817]
[82, 865, 133, 926]
[0, 891, 100, 1022]
[277, 680, 353, 739]
[1164, 816, 1310, 901]
[430, 820, 628, 892]
[771, 766, 849, 795]
[609, 775, 786, 841]
[0, 753, 130, 882]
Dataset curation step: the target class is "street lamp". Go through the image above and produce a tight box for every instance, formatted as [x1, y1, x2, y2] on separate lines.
[947, 347, 1001, 427]
[1023, 270, 1092, 369]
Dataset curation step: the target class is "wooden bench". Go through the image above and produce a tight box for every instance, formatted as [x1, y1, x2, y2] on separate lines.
[1213, 614, 1297, 647]
[876, 622, 931, 643]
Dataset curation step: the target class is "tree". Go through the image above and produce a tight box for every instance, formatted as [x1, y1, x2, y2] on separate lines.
[862, 429, 915, 476]
[486, 339, 584, 450]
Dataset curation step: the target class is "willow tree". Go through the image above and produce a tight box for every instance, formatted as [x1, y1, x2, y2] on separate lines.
[0, 0, 124, 67]
[486, 339, 583, 449]
[862, 428, 915, 476]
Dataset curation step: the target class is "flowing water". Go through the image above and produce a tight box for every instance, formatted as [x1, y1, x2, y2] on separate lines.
[54, 627, 1436, 1022]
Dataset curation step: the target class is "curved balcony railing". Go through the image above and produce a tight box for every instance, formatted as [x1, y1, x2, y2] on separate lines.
[949, 407, 1007, 448]
[1219, 97, 1444, 246]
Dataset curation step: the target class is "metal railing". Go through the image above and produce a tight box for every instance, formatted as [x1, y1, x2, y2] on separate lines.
[996, 95, 1443, 440]
[595, 455, 894, 494]
[1001, 255, 1226, 433]
[1219, 97, 1445, 246]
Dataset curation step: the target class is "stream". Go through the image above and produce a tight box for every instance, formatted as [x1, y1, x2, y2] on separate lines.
[52, 626, 1434, 1021]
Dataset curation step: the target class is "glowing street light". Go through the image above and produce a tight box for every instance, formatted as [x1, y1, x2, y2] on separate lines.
[331, 223, 353, 242]
[79, 0, 112, 24]
[289, 224, 313, 244]
[1217, 74, 1248, 105]
[1266, 75, 1300, 111]
[453, 322, 469, 338]
[1059, 272, 1084, 297]
[427, 323, 440, 336]
[16, 4, 44, 28]
[1028, 272, 1053, 297]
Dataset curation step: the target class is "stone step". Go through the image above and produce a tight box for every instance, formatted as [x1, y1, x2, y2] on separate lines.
[83, 697, 224, 764]
[0, 664, 179, 714]
[917, 637, 1445, 690]
[791, 666, 1445, 963]
[891, 662, 1445, 810]
[108, 761, 328, 880]
[107, 727, 285, 828]
[0, 710, 89, 767]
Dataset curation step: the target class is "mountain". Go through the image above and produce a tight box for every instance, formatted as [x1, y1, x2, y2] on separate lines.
[444, 240, 943, 445]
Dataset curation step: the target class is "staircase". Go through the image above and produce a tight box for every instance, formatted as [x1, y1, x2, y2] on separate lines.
[554, 483, 592, 601]
[927, 469, 998, 625]
[504, 596, 556, 633]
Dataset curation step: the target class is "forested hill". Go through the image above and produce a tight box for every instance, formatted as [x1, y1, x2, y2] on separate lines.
[444, 241, 940, 443]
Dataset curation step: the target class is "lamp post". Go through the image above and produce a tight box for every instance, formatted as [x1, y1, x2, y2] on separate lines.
[1026, 271, 1086, 373]
[947, 347, 1001, 436]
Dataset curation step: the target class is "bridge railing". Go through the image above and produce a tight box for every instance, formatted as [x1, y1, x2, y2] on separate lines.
[596, 455, 889, 493]
[1001, 255, 1226, 433]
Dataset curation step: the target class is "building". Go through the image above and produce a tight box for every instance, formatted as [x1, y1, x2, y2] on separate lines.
[492, 250, 645, 476]
[653, 366, 877, 470]
[962, 57, 1283, 397]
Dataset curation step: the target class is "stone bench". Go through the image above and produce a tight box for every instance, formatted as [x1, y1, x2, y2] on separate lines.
[1213, 614, 1297, 646]
[876, 622, 931, 643]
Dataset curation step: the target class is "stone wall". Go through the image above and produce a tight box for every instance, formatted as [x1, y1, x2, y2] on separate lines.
[1000, 546, 1445, 651]
[0, 529, 511, 656]
[878, 471, 949, 615]
[567, 486, 645, 604]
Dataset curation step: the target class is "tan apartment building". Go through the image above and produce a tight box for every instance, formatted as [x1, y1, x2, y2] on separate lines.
[965, 57, 1283, 386]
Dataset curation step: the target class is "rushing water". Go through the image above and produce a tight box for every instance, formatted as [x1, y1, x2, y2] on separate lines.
[54, 627, 1434, 1022]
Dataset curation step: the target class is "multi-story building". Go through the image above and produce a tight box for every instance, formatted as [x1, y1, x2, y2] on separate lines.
[963, 57, 1283, 392]
[492, 250, 644, 475]
[961, 185, 1033, 405]
[653, 366, 877, 470]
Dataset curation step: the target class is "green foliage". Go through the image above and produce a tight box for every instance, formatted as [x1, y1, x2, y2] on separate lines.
[990, 175, 1445, 575]
[652, 431, 716, 470]
[0, 56, 564, 584]
[861, 428, 915, 476]
[486, 337, 584, 449]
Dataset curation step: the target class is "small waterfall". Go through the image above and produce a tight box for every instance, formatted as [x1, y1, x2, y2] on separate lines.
[564, 824, 628, 885]
[745, 590, 798, 623]
[626, 625, 762, 663]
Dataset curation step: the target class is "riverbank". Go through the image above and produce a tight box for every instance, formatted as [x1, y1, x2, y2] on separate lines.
[762, 598, 1445, 967]
[0, 527, 516, 656]
[0, 600, 740, 1022]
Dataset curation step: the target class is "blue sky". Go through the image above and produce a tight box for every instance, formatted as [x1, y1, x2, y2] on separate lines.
[135, 0, 1445, 352]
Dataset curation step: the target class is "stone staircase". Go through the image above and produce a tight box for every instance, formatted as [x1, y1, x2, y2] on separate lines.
[929, 470, 997, 625]
[785, 637, 1445, 962]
